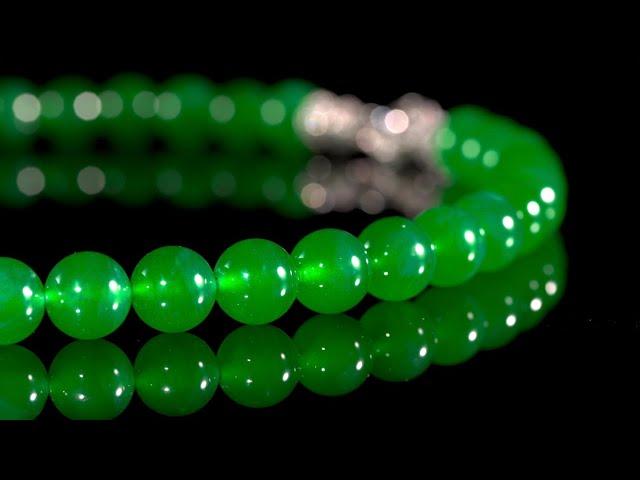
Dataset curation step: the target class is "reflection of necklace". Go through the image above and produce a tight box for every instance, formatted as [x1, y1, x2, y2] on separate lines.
[0, 235, 566, 418]
[1, 77, 566, 345]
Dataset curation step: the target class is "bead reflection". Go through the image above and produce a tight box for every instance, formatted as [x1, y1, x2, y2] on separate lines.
[0, 345, 48, 420]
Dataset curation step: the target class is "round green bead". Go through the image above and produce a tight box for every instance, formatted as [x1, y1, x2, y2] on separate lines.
[0, 345, 48, 420]
[49, 340, 134, 420]
[293, 314, 373, 396]
[359, 217, 436, 301]
[218, 325, 299, 408]
[415, 288, 486, 366]
[456, 191, 524, 271]
[0, 258, 45, 345]
[45, 252, 132, 340]
[214, 239, 297, 325]
[414, 206, 486, 287]
[360, 302, 434, 382]
[134, 333, 219, 416]
[292, 228, 369, 314]
[155, 74, 215, 151]
[132, 246, 216, 333]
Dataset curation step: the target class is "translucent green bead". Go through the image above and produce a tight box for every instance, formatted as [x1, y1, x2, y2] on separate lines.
[134, 333, 219, 416]
[100, 73, 156, 151]
[0, 345, 48, 420]
[38, 76, 98, 151]
[292, 228, 369, 314]
[414, 206, 486, 287]
[155, 74, 215, 151]
[0, 78, 38, 151]
[49, 340, 135, 420]
[456, 191, 524, 271]
[0, 258, 45, 345]
[359, 217, 436, 301]
[132, 246, 216, 333]
[215, 239, 297, 325]
[415, 288, 486, 366]
[218, 325, 299, 408]
[360, 302, 434, 382]
[45, 252, 132, 340]
[293, 314, 372, 396]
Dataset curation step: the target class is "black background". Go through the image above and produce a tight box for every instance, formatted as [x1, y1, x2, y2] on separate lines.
[1, 23, 631, 455]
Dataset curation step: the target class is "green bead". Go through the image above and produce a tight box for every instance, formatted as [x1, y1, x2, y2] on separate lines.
[293, 314, 372, 396]
[0, 345, 48, 420]
[359, 217, 436, 301]
[415, 288, 486, 366]
[414, 206, 486, 287]
[155, 74, 215, 151]
[49, 340, 134, 420]
[506, 235, 568, 332]
[132, 246, 216, 333]
[100, 73, 156, 151]
[215, 239, 297, 325]
[292, 228, 369, 314]
[0, 258, 45, 345]
[134, 333, 219, 416]
[0, 78, 38, 151]
[218, 325, 299, 408]
[456, 191, 524, 271]
[360, 302, 434, 382]
[45, 252, 132, 340]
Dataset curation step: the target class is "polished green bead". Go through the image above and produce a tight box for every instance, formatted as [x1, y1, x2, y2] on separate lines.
[0, 345, 48, 420]
[456, 191, 524, 271]
[100, 73, 156, 151]
[215, 239, 297, 325]
[359, 217, 435, 301]
[49, 340, 134, 420]
[293, 314, 372, 396]
[0, 258, 45, 345]
[155, 74, 215, 151]
[218, 325, 299, 408]
[45, 252, 132, 340]
[134, 333, 219, 416]
[414, 206, 486, 287]
[132, 246, 216, 333]
[486, 165, 567, 255]
[415, 288, 486, 366]
[360, 302, 434, 382]
[292, 228, 369, 314]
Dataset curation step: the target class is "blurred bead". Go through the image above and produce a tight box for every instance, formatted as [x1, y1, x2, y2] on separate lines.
[218, 325, 299, 408]
[49, 340, 134, 420]
[215, 239, 296, 325]
[0, 258, 45, 345]
[45, 252, 131, 339]
[135, 333, 219, 416]
[293, 314, 372, 396]
[0, 345, 48, 420]
[100, 73, 156, 151]
[292, 228, 369, 314]
[456, 191, 524, 271]
[0, 78, 38, 151]
[38, 76, 99, 151]
[359, 217, 435, 301]
[415, 288, 486, 366]
[415, 206, 486, 287]
[155, 74, 215, 151]
[132, 246, 216, 333]
[360, 302, 434, 381]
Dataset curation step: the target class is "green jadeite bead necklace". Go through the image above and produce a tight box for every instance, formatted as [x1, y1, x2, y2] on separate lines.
[0, 75, 567, 346]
